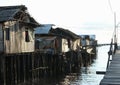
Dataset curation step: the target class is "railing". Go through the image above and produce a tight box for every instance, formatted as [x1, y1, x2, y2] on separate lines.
[82, 43, 115, 47]
[106, 38, 118, 69]
[107, 39, 113, 69]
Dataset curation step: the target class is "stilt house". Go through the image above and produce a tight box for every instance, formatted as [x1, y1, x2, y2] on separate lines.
[80, 35, 97, 54]
[51, 27, 81, 51]
[35, 24, 71, 54]
[0, 5, 39, 54]
[80, 35, 97, 47]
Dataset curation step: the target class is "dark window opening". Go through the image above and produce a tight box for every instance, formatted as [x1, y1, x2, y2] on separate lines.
[6, 28, 10, 40]
[25, 30, 30, 42]
[14, 23, 18, 32]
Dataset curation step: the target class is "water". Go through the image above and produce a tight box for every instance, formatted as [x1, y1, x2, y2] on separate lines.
[38, 46, 109, 85]
[70, 46, 109, 85]
[60, 46, 109, 85]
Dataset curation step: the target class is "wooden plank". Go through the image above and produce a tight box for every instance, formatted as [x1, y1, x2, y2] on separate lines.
[106, 71, 120, 74]
[100, 48, 120, 85]
[96, 71, 106, 74]
[104, 76, 120, 79]
[100, 79, 120, 85]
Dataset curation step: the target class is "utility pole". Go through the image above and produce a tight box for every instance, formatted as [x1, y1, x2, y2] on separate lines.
[114, 12, 118, 53]
[114, 12, 117, 43]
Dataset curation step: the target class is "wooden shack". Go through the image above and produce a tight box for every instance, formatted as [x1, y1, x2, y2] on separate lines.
[35, 24, 70, 54]
[80, 35, 97, 54]
[0, 5, 39, 54]
[51, 27, 81, 51]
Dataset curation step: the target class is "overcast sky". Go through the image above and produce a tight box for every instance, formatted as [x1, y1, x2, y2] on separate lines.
[1, 0, 120, 43]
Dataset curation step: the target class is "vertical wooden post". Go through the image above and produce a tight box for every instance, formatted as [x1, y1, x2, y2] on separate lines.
[0, 55, 1, 85]
[23, 54, 25, 83]
[0, 54, 5, 85]
[29, 53, 32, 83]
[42, 53, 44, 77]
[28, 53, 31, 81]
[26, 53, 28, 81]
[11, 55, 14, 85]
[17, 54, 21, 83]
[3, 55, 6, 85]
[14, 54, 18, 84]
[32, 52, 34, 83]
[38, 52, 40, 78]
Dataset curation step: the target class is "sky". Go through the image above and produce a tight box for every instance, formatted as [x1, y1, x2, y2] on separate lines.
[0, 0, 120, 43]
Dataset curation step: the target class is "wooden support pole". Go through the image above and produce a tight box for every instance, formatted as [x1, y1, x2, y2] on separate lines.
[3, 55, 6, 85]
[32, 52, 35, 83]
[17, 54, 21, 83]
[23, 54, 26, 83]
[0, 54, 5, 85]
[14, 55, 18, 84]
[106, 53, 111, 69]
[11, 56, 14, 85]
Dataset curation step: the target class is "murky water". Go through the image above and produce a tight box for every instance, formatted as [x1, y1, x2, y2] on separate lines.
[37, 46, 109, 85]
[73, 47, 109, 85]
[59, 46, 109, 85]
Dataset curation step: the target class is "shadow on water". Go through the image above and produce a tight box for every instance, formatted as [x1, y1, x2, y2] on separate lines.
[20, 46, 109, 85]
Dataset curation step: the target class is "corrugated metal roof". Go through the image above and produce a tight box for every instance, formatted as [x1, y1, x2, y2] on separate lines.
[51, 27, 80, 39]
[35, 24, 54, 34]
[0, 5, 26, 22]
[80, 35, 96, 40]
[36, 36, 56, 41]
[0, 5, 39, 27]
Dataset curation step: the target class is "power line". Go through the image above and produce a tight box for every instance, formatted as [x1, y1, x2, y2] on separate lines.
[108, 0, 114, 39]
[108, 0, 114, 13]
[108, 0, 118, 44]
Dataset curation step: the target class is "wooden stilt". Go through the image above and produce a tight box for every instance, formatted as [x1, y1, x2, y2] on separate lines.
[13, 55, 18, 85]
[32, 52, 35, 83]
[3, 55, 6, 85]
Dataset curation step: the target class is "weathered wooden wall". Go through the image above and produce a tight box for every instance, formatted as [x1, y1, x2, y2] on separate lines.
[3, 21, 35, 54]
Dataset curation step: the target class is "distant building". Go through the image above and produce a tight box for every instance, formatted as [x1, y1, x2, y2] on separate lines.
[80, 35, 96, 40]
[80, 35, 97, 46]
[0, 5, 39, 54]
[51, 27, 81, 51]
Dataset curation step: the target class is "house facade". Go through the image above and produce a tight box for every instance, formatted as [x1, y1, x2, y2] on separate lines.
[0, 5, 39, 54]
[35, 24, 70, 54]
[51, 27, 81, 51]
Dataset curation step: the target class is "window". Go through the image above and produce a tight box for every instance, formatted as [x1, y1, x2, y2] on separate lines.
[14, 23, 18, 32]
[25, 30, 30, 42]
[6, 28, 10, 40]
